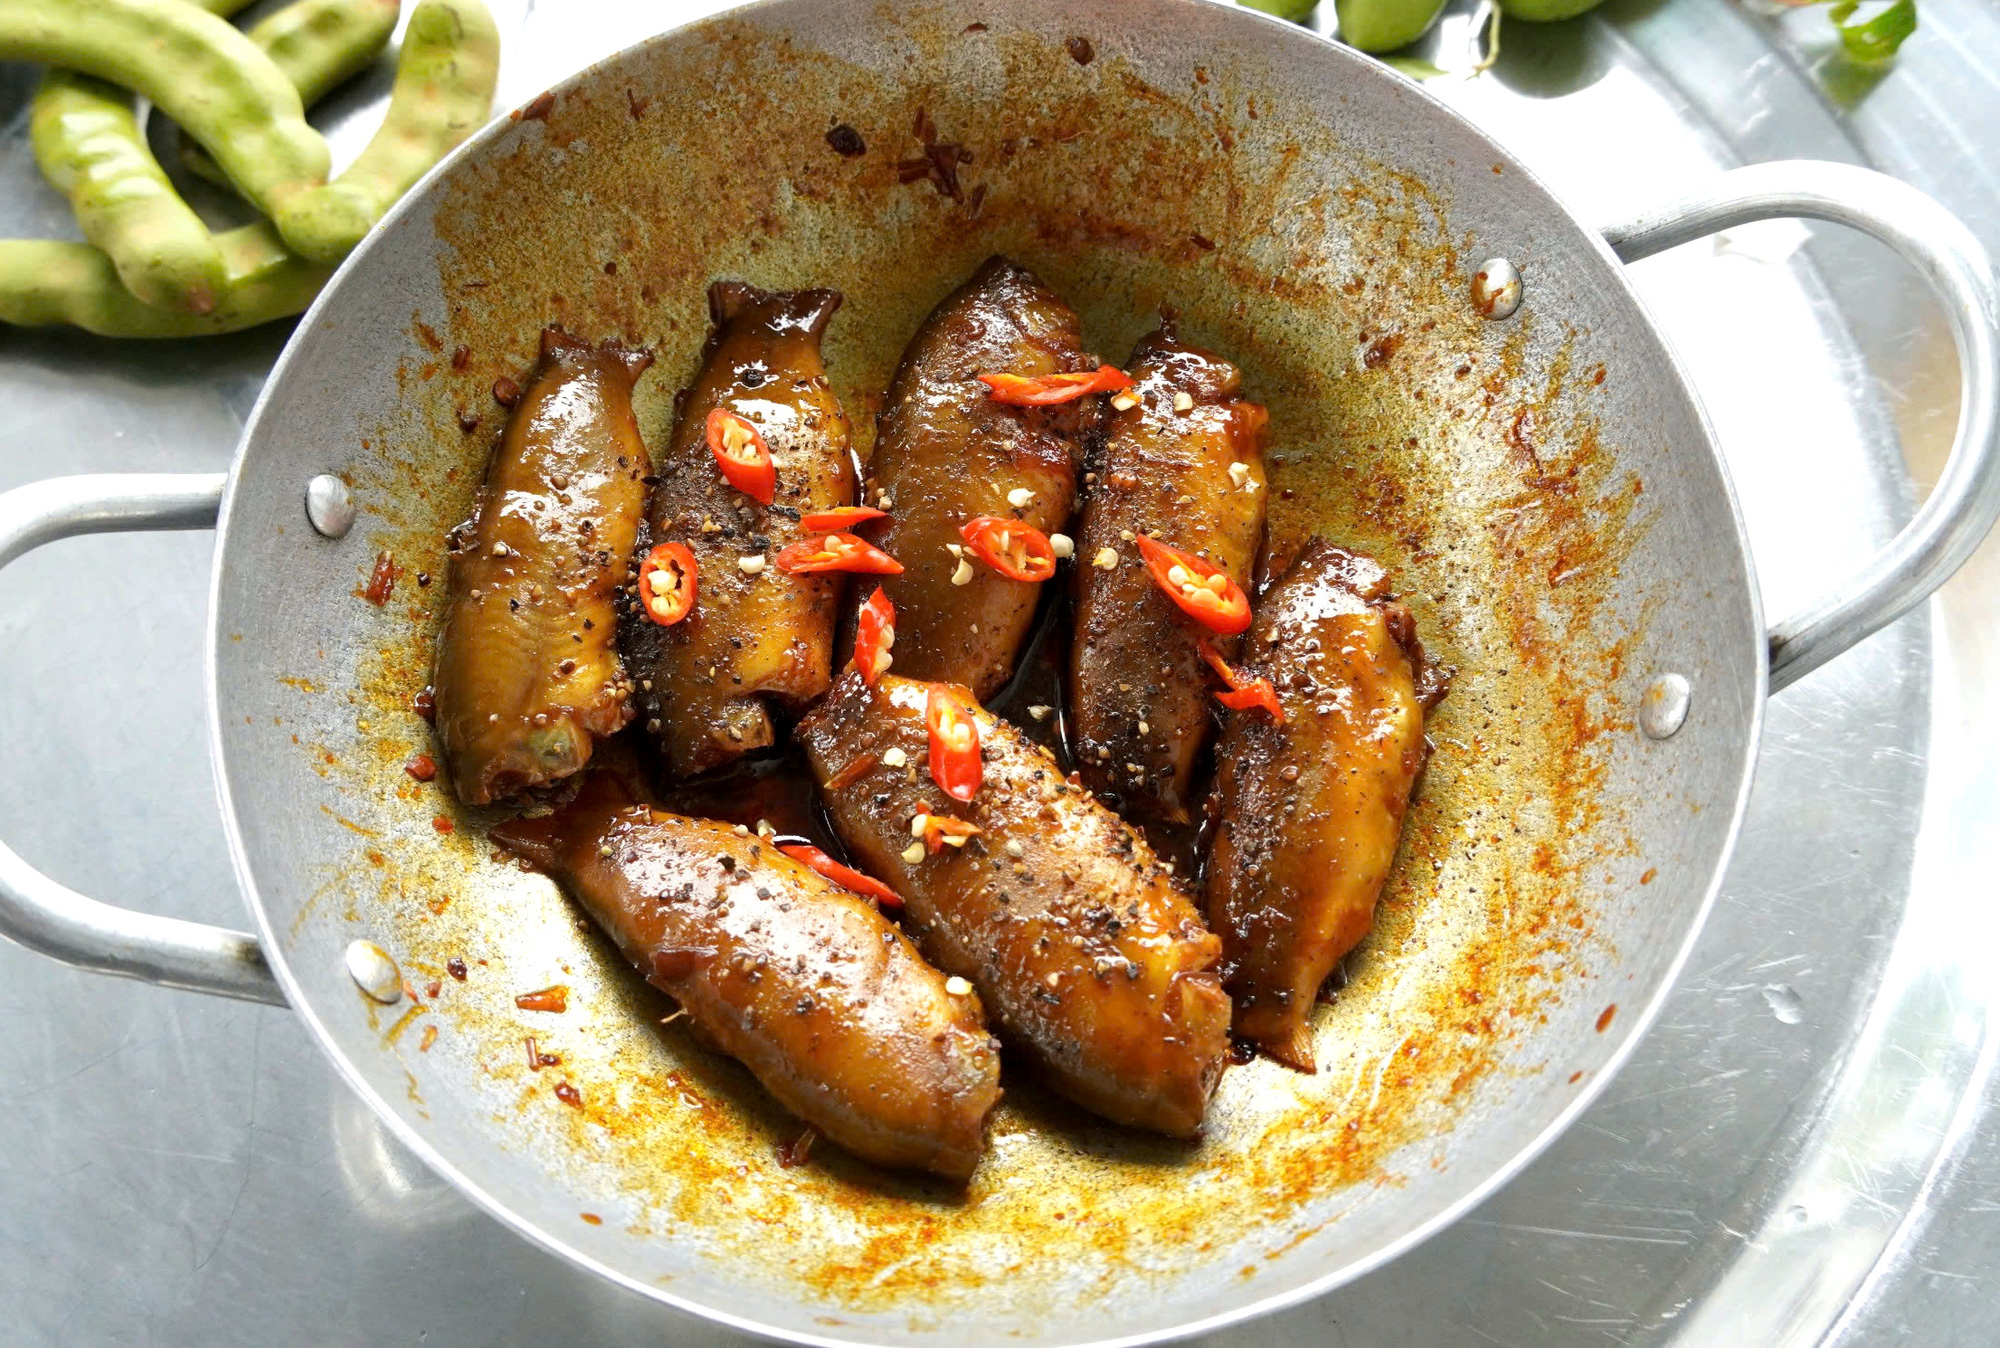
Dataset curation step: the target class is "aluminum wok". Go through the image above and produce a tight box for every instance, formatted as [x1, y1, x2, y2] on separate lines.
[1, 1, 1996, 1343]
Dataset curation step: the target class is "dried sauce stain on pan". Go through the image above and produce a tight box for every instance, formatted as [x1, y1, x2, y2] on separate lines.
[299, 14, 1645, 1319]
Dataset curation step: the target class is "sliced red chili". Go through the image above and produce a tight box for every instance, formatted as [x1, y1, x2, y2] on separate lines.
[778, 842, 903, 909]
[959, 516, 1057, 582]
[827, 751, 879, 791]
[1198, 639, 1285, 725]
[363, 550, 396, 606]
[853, 585, 895, 684]
[1216, 681, 1285, 721]
[514, 985, 569, 1013]
[921, 813, 983, 853]
[706, 408, 776, 505]
[801, 505, 888, 532]
[774, 532, 904, 575]
[977, 363, 1132, 407]
[636, 542, 697, 626]
[925, 685, 982, 801]
[1135, 534, 1253, 636]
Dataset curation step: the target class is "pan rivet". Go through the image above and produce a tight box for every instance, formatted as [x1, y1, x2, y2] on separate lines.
[1639, 673, 1691, 739]
[1472, 257, 1522, 320]
[306, 475, 356, 538]
[345, 939, 403, 1004]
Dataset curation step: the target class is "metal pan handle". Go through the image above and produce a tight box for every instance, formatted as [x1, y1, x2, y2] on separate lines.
[1601, 160, 2000, 694]
[0, 473, 284, 1005]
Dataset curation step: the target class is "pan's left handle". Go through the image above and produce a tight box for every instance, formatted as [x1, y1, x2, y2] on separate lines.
[1601, 160, 2000, 694]
[0, 473, 285, 1006]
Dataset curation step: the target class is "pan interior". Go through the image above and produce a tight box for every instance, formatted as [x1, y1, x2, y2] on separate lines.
[211, 1, 1761, 1342]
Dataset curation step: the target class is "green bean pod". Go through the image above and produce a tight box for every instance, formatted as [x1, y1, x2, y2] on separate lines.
[276, 0, 499, 264]
[256, 0, 404, 104]
[29, 70, 226, 314]
[24, 0, 255, 314]
[183, 0, 404, 187]
[0, 0, 331, 235]
[0, 223, 333, 338]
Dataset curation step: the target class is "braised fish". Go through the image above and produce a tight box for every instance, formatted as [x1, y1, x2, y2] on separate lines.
[1205, 541, 1438, 1070]
[854, 257, 1096, 701]
[798, 669, 1230, 1137]
[622, 282, 854, 777]
[493, 776, 1003, 1181]
[1069, 327, 1267, 824]
[433, 326, 651, 804]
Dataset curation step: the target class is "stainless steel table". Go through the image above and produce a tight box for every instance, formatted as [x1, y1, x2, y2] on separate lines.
[3, 1, 1996, 1342]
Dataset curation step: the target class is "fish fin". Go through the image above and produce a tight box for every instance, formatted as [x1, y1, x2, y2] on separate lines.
[1264, 1024, 1318, 1074]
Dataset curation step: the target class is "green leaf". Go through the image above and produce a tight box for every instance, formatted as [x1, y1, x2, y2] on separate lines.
[1238, 0, 1318, 21]
[1827, 0, 1917, 64]
[1382, 56, 1449, 79]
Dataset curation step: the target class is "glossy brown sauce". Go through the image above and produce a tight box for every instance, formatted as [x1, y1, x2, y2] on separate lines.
[657, 743, 842, 852]
[987, 586, 1213, 877]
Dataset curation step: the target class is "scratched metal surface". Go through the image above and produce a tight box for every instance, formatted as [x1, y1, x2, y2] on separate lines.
[0, 0, 1994, 1344]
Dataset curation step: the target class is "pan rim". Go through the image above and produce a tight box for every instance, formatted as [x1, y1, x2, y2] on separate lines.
[203, 0, 1770, 1342]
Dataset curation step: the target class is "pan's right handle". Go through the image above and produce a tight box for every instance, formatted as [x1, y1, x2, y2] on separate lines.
[1601, 160, 2000, 694]
[0, 473, 285, 1006]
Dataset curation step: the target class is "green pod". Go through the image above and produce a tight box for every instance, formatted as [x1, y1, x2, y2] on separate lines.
[0, 0, 331, 235]
[25, 0, 254, 314]
[0, 223, 333, 338]
[1497, 0, 1609, 20]
[1237, 0, 1319, 20]
[184, 0, 404, 187]
[1336, 0, 1448, 51]
[257, 0, 403, 103]
[276, 0, 499, 264]
[29, 70, 226, 314]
